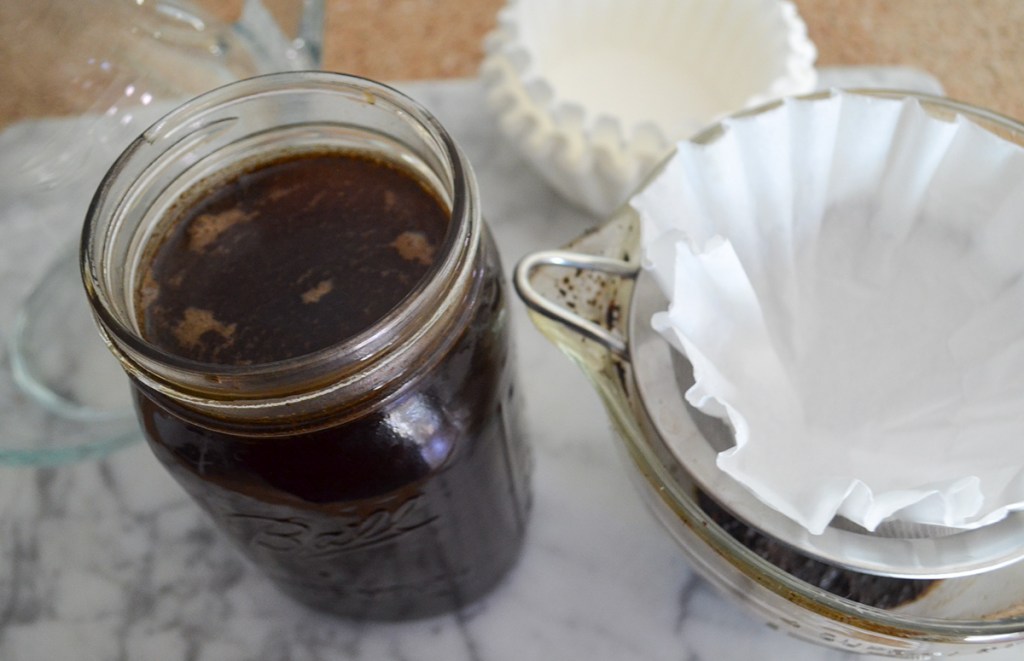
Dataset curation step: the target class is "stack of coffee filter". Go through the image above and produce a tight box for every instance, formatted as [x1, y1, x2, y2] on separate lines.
[481, 0, 817, 216]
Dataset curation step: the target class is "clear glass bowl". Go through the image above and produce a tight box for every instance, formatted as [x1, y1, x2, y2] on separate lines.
[515, 90, 1024, 656]
[0, 0, 320, 466]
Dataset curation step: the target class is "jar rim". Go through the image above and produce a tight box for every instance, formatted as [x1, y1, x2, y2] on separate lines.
[81, 71, 479, 408]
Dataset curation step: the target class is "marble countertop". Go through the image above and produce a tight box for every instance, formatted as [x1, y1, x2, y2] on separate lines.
[3, 78, 1024, 661]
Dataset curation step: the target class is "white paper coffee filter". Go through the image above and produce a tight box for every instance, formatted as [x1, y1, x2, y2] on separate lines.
[632, 91, 1024, 536]
[481, 0, 816, 216]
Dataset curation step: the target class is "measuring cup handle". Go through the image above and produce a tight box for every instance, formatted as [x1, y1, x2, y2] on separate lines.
[514, 250, 637, 357]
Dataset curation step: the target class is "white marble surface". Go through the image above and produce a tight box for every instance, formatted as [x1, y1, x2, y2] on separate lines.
[2, 78, 1022, 661]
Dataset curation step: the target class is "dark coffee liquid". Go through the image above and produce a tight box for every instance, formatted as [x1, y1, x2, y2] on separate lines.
[139, 151, 447, 364]
[132, 150, 530, 619]
[697, 492, 935, 609]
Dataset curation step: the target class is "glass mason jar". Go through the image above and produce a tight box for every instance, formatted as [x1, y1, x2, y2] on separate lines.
[81, 72, 531, 620]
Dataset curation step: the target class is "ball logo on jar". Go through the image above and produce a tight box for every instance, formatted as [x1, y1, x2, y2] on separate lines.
[225, 496, 438, 556]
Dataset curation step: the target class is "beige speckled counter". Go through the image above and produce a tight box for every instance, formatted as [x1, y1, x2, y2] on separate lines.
[2, 1, 1021, 124]
[311, 0, 1024, 121]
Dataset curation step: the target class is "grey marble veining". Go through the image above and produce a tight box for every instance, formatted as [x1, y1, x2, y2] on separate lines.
[2, 78, 1020, 661]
